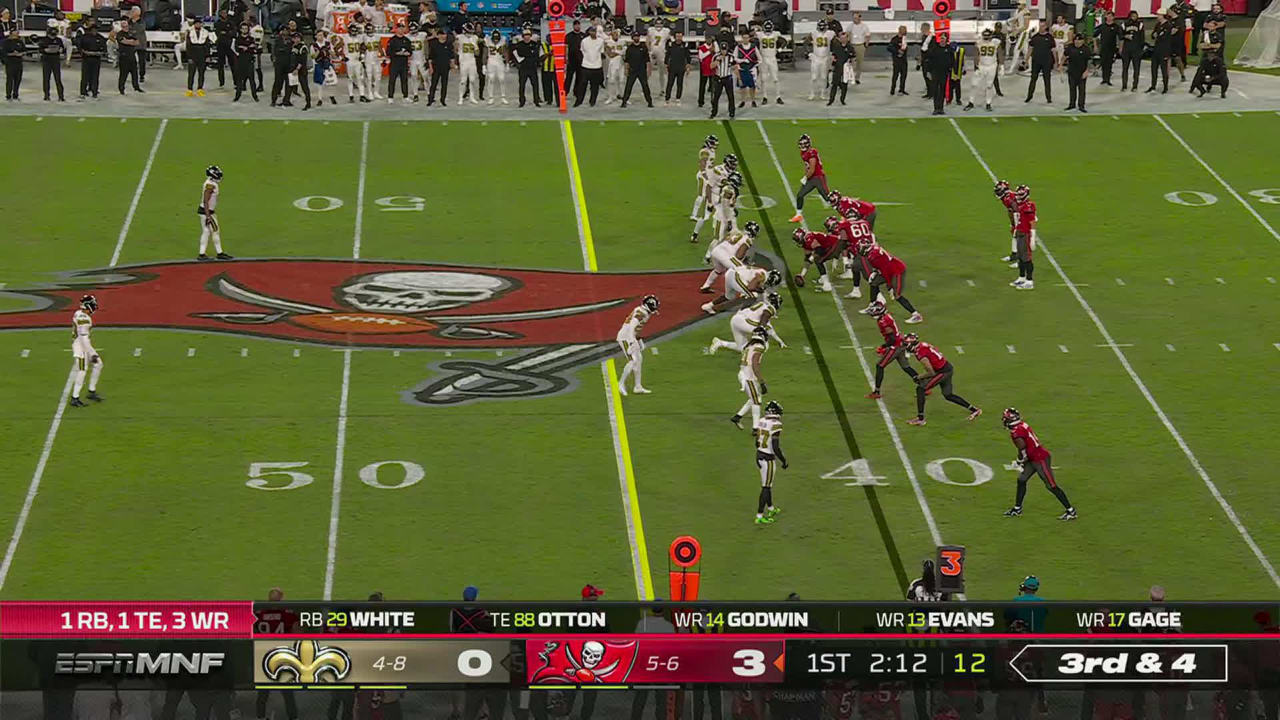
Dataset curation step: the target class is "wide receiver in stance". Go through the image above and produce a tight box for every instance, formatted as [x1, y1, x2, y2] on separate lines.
[1002, 408, 1077, 520]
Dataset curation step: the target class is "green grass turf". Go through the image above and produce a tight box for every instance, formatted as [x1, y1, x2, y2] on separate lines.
[1, 113, 1277, 602]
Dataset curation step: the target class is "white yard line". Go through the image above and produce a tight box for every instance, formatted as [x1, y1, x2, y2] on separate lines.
[109, 119, 168, 267]
[1154, 115, 1280, 243]
[755, 120, 951, 565]
[0, 120, 170, 592]
[950, 118, 1280, 589]
[351, 121, 370, 260]
[322, 121, 369, 600]
[323, 349, 353, 601]
[0, 372, 75, 590]
[561, 119, 649, 599]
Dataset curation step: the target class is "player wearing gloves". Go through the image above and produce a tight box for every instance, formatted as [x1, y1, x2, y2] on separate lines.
[1002, 408, 1077, 520]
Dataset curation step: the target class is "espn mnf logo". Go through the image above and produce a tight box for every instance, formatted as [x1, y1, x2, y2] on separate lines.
[55, 652, 226, 675]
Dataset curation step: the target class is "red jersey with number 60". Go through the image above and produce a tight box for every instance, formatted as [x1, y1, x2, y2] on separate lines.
[802, 148, 825, 178]
[839, 197, 876, 219]
[913, 341, 948, 372]
[835, 217, 875, 246]
[1014, 200, 1037, 234]
[1009, 421, 1050, 462]
[861, 245, 906, 280]
[802, 231, 840, 256]
[876, 312, 900, 344]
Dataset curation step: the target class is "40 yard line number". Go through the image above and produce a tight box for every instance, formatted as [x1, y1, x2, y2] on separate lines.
[1164, 188, 1280, 207]
[824, 457, 994, 486]
[247, 460, 424, 490]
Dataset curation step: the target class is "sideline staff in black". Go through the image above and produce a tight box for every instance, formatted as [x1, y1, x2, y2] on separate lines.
[232, 23, 260, 102]
[78, 18, 106, 98]
[1146, 11, 1172, 93]
[620, 33, 652, 108]
[1024, 23, 1053, 103]
[1097, 12, 1119, 85]
[386, 23, 413, 102]
[3, 25, 24, 100]
[185, 17, 214, 96]
[1064, 34, 1090, 112]
[1120, 11, 1144, 92]
[115, 18, 144, 94]
[512, 28, 540, 107]
[923, 30, 951, 114]
[888, 25, 908, 95]
[427, 27, 454, 106]
[39, 22, 66, 101]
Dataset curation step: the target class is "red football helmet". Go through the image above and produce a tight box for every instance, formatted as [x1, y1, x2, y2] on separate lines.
[856, 237, 875, 255]
[791, 228, 807, 246]
[1002, 407, 1022, 428]
[823, 216, 840, 233]
[866, 300, 887, 317]
[994, 180, 1010, 198]
[902, 333, 920, 350]
[1014, 184, 1031, 202]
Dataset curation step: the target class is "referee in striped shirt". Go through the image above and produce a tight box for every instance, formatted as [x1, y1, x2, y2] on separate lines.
[708, 43, 737, 119]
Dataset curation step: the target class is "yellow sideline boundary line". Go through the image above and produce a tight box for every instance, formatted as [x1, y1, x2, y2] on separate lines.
[561, 119, 653, 600]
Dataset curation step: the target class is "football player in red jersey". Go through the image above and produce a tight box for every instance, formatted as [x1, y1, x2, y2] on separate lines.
[830, 190, 878, 229]
[886, 334, 981, 425]
[789, 134, 831, 223]
[1011, 184, 1037, 290]
[855, 238, 923, 323]
[256, 587, 301, 720]
[864, 301, 920, 399]
[791, 222, 843, 292]
[1001, 408, 1077, 520]
[994, 180, 1019, 267]
[829, 210, 875, 298]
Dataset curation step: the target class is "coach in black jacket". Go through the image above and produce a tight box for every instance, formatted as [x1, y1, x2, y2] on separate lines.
[1023, 24, 1054, 103]
[1097, 12, 1119, 85]
[620, 33, 652, 108]
[923, 32, 951, 114]
[512, 29, 540, 106]
[888, 25, 908, 95]
[269, 30, 293, 106]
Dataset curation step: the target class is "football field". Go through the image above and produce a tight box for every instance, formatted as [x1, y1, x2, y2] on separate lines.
[2, 112, 1278, 603]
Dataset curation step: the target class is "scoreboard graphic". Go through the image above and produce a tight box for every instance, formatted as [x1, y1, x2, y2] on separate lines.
[0, 601, 1276, 692]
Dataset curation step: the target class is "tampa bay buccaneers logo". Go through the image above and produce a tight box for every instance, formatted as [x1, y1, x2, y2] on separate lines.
[527, 640, 638, 685]
[0, 259, 717, 406]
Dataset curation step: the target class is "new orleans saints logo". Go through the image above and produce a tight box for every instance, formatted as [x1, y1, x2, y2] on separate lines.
[262, 640, 352, 683]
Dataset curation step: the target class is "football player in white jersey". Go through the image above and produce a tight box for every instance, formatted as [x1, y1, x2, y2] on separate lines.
[752, 400, 786, 524]
[691, 152, 736, 243]
[1048, 15, 1072, 71]
[344, 24, 369, 102]
[603, 25, 626, 103]
[647, 18, 670, 91]
[616, 294, 660, 395]
[484, 29, 509, 104]
[701, 265, 782, 314]
[702, 221, 756, 288]
[808, 19, 835, 100]
[731, 326, 771, 432]
[708, 289, 785, 354]
[410, 22, 429, 93]
[456, 23, 481, 104]
[757, 21, 785, 104]
[964, 28, 1001, 111]
[690, 134, 718, 220]
[713, 171, 742, 245]
[174, 14, 191, 69]
[197, 165, 232, 260]
[69, 295, 103, 407]
[362, 23, 384, 99]
[50, 11, 73, 67]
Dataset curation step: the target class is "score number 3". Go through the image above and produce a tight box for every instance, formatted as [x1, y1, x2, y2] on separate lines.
[732, 649, 767, 677]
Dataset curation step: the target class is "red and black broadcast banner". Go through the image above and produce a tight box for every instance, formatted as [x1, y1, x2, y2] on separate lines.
[1, 602, 1277, 691]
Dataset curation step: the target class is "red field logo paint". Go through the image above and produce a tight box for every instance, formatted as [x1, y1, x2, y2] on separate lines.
[0, 260, 716, 405]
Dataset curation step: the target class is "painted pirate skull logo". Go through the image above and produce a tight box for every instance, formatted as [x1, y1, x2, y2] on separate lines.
[340, 271, 514, 313]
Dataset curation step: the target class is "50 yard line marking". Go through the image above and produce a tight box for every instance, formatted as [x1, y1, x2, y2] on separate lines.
[1, 118, 169, 592]
[323, 121, 369, 601]
[561, 119, 653, 600]
[949, 118, 1280, 590]
[754, 122, 950, 593]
